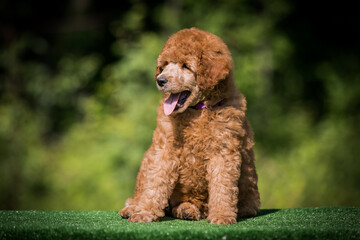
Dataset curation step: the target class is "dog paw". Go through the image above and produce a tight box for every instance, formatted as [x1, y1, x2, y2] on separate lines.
[119, 205, 137, 219]
[128, 211, 158, 223]
[173, 202, 201, 221]
[207, 216, 237, 225]
[237, 206, 258, 218]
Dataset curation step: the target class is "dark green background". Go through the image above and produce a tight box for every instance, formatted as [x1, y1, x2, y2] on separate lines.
[0, 0, 359, 210]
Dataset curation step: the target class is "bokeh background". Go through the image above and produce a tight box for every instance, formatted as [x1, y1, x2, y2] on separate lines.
[1, 0, 359, 210]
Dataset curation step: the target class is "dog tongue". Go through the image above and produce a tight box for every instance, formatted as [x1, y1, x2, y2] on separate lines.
[164, 93, 180, 115]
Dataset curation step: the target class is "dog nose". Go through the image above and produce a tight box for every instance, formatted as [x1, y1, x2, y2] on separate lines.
[156, 77, 168, 87]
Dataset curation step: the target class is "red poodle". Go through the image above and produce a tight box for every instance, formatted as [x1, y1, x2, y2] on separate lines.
[120, 28, 260, 224]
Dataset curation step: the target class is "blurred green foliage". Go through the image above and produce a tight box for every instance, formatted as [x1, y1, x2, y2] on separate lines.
[0, 0, 359, 210]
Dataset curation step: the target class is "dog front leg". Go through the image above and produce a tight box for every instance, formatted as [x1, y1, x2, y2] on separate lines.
[120, 146, 179, 222]
[207, 152, 241, 225]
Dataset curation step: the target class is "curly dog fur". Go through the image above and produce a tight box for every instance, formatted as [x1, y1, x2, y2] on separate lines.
[119, 28, 260, 224]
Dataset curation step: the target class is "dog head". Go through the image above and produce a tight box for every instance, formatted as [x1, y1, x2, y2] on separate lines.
[155, 28, 233, 116]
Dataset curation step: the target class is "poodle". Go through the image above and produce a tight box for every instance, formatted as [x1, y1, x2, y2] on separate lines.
[119, 27, 260, 225]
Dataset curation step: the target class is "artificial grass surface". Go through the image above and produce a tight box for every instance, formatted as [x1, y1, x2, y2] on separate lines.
[0, 207, 359, 240]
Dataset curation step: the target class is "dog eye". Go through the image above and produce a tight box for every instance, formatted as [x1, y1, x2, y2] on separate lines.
[182, 63, 191, 71]
[158, 62, 168, 73]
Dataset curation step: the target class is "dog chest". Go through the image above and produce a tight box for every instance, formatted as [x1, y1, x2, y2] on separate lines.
[173, 148, 208, 201]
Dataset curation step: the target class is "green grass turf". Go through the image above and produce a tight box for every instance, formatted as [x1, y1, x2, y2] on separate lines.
[0, 207, 359, 240]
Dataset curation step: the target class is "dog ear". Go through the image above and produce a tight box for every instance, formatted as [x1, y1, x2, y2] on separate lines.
[197, 49, 232, 90]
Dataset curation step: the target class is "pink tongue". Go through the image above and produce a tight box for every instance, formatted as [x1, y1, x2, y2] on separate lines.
[164, 93, 180, 115]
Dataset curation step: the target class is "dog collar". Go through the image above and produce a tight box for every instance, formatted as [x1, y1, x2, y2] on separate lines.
[191, 99, 226, 110]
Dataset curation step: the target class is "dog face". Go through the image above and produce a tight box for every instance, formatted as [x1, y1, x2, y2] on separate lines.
[156, 61, 201, 115]
[155, 28, 233, 116]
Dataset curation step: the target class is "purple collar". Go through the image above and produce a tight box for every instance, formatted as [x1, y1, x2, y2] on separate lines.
[191, 99, 226, 110]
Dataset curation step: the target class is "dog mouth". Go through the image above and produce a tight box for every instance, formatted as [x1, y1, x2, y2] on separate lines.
[164, 90, 191, 115]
